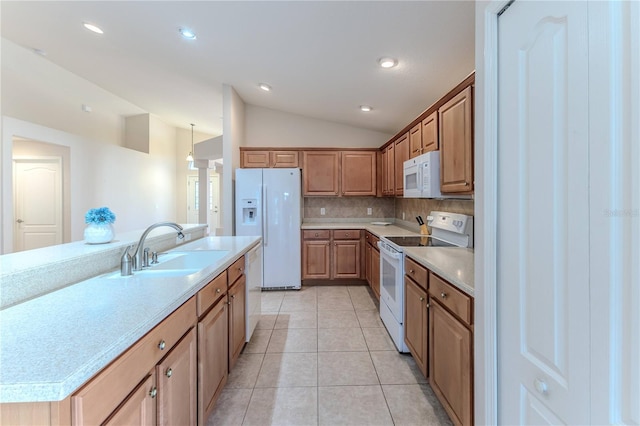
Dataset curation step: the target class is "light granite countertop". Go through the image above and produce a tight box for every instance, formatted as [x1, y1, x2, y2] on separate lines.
[402, 247, 474, 296]
[0, 235, 260, 403]
[301, 221, 474, 296]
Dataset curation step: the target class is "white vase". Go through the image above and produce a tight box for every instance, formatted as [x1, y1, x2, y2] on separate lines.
[84, 223, 115, 244]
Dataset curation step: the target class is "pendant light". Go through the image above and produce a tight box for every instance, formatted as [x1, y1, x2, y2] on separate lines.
[186, 123, 195, 162]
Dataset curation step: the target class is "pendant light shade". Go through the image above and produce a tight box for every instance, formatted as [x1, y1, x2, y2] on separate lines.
[186, 124, 195, 161]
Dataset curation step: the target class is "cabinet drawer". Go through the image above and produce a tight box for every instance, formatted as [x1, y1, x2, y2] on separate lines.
[428, 273, 472, 326]
[365, 232, 380, 247]
[303, 230, 330, 240]
[197, 271, 228, 317]
[333, 229, 361, 240]
[405, 257, 428, 290]
[72, 297, 196, 425]
[227, 256, 245, 286]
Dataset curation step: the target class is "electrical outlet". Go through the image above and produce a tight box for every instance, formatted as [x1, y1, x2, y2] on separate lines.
[320, 208, 326, 216]
[367, 208, 372, 215]
[402, 212, 405, 220]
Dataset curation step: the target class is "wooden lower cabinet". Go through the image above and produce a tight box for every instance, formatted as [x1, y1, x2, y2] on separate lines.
[157, 327, 197, 426]
[302, 239, 331, 279]
[370, 247, 380, 300]
[197, 297, 228, 425]
[332, 239, 361, 278]
[429, 299, 473, 426]
[404, 277, 428, 377]
[104, 373, 156, 426]
[228, 275, 246, 371]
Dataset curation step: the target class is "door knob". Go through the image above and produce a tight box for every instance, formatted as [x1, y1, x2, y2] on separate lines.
[16, 219, 24, 223]
[534, 378, 548, 395]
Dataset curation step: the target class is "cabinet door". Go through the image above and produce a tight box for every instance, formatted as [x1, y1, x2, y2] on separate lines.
[241, 150, 270, 168]
[228, 276, 246, 371]
[409, 123, 422, 158]
[439, 85, 473, 193]
[421, 112, 439, 153]
[394, 133, 409, 195]
[404, 277, 428, 378]
[370, 248, 380, 300]
[157, 327, 197, 426]
[302, 239, 331, 279]
[332, 240, 361, 278]
[386, 144, 395, 196]
[302, 151, 340, 196]
[104, 373, 156, 426]
[197, 299, 228, 425]
[341, 151, 376, 196]
[429, 300, 472, 426]
[271, 151, 299, 168]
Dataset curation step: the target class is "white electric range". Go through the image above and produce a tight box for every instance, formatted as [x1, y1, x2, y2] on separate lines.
[377, 211, 473, 353]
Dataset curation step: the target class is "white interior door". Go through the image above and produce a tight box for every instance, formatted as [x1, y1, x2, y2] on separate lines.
[497, 1, 590, 424]
[186, 175, 199, 224]
[13, 157, 63, 251]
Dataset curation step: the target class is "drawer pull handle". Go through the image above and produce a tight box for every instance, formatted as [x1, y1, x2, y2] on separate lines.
[441, 292, 447, 299]
[149, 387, 158, 398]
[166, 368, 173, 378]
[216, 288, 221, 293]
[158, 340, 166, 350]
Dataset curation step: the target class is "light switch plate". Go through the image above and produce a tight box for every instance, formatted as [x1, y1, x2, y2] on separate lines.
[367, 208, 372, 215]
[320, 208, 326, 216]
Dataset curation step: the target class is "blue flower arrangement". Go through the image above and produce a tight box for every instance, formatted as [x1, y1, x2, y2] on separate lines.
[85, 207, 116, 225]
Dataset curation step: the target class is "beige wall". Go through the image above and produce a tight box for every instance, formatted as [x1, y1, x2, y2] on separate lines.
[245, 104, 392, 148]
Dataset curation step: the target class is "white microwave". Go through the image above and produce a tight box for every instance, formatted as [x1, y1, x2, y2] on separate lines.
[403, 151, 442, 198]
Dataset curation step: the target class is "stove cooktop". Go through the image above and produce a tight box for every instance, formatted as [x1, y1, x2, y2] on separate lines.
[383, 235, 457, 248]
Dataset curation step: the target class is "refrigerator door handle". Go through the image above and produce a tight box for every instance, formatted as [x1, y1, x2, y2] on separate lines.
[262, 184, 268, 246]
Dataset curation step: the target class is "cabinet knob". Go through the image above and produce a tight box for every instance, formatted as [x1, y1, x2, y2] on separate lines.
[366, 235, 369, 239]
[408, 269, 414, 274]
[426, 302, 430, 309]
[345, 233, 350, 237]
[149, 387, 158, 398]
[465, 181, 469, 186]
[231, 294, 235, 299]
[440, 292, 447, 299]
[419, 297, 425, 301]
[315, 233, 319, 237]
[335, 191, 338, 195]
[216, 288, 221, 293]
[158, 340, 166, 350]
[165, 368, 173, 378]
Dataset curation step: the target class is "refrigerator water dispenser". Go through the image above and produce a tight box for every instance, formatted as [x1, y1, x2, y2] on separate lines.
[240, 199, 258, 224]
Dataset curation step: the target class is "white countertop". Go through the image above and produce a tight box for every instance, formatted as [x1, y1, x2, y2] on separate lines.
[402, 247, 474, 296]
[0, 236, 260, 403]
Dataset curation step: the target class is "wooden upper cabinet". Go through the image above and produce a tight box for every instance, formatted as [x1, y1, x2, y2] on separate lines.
[302, 151, 340, 196]
[241, 149, 299, 168]
[341, 151, 376, 196]
[409, 123, 422, 158]
[422, 111, 439, 153]
[270, 151, 299, 168]
[241, 150, 270, 168]
[394, 133, 409, 195]
[439, 85, 474, 193]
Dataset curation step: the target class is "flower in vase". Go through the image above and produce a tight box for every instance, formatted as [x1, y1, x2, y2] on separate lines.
[85, 207, 116, 225]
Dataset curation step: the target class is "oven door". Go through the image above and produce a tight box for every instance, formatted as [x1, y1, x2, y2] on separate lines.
[378, 243, 404, 323]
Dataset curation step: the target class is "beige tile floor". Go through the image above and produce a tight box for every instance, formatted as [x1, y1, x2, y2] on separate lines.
[207, 285, 452, 426]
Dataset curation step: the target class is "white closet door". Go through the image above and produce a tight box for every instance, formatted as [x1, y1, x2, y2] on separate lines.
[497, 1, 590, 424]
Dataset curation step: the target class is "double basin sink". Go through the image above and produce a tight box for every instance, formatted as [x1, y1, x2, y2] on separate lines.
[104, 249, 230, 279]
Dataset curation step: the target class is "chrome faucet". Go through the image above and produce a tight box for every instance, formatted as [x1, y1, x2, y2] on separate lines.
[132, 222, 184, 271]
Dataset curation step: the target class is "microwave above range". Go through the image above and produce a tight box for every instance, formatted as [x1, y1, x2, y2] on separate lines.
[403, 151, 472, 199]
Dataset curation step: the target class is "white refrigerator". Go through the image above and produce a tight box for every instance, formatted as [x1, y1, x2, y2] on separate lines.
[235, 168, 301, 289]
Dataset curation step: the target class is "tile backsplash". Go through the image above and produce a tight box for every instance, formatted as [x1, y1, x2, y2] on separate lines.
[304, 197, 395, 219]
[303, 196, 474, 224]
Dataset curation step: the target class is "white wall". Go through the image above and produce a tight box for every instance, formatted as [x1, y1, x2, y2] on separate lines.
[245, 104, 392, 148]
[222, 85, 245, 235]
[1, 117, 180, 253]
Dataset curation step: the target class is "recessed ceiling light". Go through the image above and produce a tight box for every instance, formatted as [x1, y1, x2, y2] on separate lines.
[259, 83, 272, 92]
[179, 28, 197, 40]
[378, 57, 398, 68]
[83, 22, 103, 34]
[360, 105, 372, 112]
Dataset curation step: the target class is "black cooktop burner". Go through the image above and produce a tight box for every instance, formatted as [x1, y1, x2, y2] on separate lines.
[384, 236, 457, 247]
